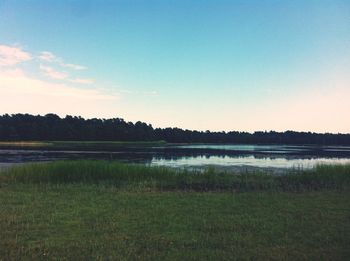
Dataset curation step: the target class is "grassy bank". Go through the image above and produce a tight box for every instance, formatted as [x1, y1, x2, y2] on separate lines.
[0, 140, 166, 150]
[1, 161, 349, 260]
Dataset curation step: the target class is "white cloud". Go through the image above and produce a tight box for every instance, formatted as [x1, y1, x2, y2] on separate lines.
[0, 43, 122, 119]
[0, 45, 32, 66]
[38, 51, 56, 62]
[70, 78, 95, 84]
[38, 51, 86, 70]
[40, 64, 68, 80]
[0, 70, 119, 118]
[62, 63, 87, 70]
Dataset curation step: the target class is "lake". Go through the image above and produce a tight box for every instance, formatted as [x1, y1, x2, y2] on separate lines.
[1, 144, 350, 173]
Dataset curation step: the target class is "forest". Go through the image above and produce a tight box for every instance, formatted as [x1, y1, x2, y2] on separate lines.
[0, 113, 349, 145]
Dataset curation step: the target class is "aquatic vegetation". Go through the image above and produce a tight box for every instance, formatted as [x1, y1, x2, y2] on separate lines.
[0, 140, 166, 150]
[2, 160, 349, 192]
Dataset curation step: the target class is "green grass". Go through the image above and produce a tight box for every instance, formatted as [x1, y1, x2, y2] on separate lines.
[2, 160, 350, 192]
[1, 161, 349, 260]
[1, 187, 349, 260]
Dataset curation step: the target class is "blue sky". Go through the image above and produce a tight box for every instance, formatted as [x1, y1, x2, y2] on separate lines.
[0, 0, 349, 132]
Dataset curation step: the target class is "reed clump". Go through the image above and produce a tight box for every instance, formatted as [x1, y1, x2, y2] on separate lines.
[1, 160, 349, 192]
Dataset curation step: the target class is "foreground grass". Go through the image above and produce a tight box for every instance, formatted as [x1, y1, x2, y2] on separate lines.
[1, 161, 349, 260]
[1, 187, 349, 260]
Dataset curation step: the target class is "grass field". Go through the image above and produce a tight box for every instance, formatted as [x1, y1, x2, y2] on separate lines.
[1, 161, 349, 260]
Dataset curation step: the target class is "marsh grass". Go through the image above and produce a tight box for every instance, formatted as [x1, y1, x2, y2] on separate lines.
[0, 140, 166, 150]
[2, 160, 349, 192]
[0, 141, 52, 147]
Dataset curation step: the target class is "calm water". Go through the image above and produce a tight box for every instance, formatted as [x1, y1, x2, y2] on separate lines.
[151, 155, 350, 169]
[151, 145, 350, 171]
[1, 144, 350, 172]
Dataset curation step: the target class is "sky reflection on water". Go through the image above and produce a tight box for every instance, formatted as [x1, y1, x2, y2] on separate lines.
[150, 155, 350, 169]
[1, 144, 350, 170]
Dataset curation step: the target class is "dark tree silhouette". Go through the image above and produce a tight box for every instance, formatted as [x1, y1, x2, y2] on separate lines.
[0, 113, 349, 145]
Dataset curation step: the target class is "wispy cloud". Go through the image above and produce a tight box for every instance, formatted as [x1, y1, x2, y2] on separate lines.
[40, 64, 68, 80]
[70, 78, 95, 84]
[0, 43, 120, 119]
[119, 89, 158, 96]
[38, 51, 56, 62]
[0, 45, 32, 66]
[39, 51, 86, 70]
[38, 51, 92, 82]
[1, 44, 93, 83]
[0, 69, 118, 118]
[62, 63, 86, 70]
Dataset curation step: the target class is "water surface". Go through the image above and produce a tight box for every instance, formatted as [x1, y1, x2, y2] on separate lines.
[1, 144, 350, 172]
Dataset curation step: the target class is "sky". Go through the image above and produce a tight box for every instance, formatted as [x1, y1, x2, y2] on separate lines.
[0, 0, 349, 133]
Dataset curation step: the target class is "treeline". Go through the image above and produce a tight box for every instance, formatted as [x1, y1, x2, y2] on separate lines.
[0, 113, 349, 145]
